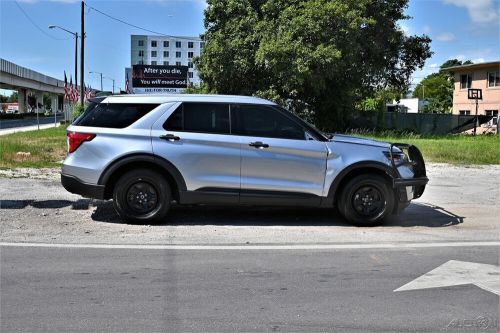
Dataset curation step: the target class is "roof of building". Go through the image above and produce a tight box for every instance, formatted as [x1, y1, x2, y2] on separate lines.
[102, 94, 276, 105]
[442, 61, 500, 72]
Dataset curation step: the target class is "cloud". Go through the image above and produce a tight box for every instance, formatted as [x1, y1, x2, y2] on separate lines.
[422, 25, 431, 34]
[472, 58, 486, 64]
[436, 32, 456, 42]
[429, 63, 440, 68]
[443, 0, 499, 24]
[399, 24, 411, 34]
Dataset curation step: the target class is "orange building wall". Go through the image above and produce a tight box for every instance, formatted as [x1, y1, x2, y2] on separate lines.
[452, 66, 500, 115]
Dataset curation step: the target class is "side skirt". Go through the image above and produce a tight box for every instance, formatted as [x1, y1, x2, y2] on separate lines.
[179, 188, 323, 207]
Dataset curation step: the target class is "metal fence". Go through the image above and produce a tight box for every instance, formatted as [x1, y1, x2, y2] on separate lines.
[348, 112, 498, 135]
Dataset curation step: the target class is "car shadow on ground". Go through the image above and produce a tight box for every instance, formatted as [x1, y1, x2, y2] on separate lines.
[91, 201, 463, 227]
[0, 199, 463, 227]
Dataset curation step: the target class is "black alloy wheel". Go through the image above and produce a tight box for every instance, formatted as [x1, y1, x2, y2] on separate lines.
[338, 174, 395, 226]
[113, 169, 171, 224]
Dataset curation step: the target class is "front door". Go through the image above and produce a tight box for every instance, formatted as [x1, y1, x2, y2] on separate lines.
[232, 104, 328, 205]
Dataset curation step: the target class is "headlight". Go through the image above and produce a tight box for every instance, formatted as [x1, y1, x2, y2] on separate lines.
[383, 151, 409, 163]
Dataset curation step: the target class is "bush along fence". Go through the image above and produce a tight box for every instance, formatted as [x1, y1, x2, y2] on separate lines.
[347, 112, 498, 135]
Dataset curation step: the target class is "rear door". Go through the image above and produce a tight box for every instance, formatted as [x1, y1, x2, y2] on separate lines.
[151, 102, 241, 203]
[232, 104, 328, 204]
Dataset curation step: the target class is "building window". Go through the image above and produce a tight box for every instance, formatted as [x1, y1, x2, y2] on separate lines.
[188, 41, 194, 48]
[138, 60, 144, 65]
[164, 61, 169, 66]
[151, 61, 157, 65]
[488, 71, 500, 87]
[176, 41, 182, 48]
[151, 51, 157, 57]
[163, 41, 169, 48]
[176, 61, 181, 66]
[163, 51, 169, 57]
[485, 110, 499, 125]
[138, 40, 144, 47]
[176, 51, 181, 58]
[200, 42, 205, 48]
[188, 61, 193, 68]
[138, 50, 144, 57]
[188, 52, 194, 58]
[151, 40, 157, 47]
[188, 72, 194, 78]
[460, 74, 472, 89]
[459, 110, 470, 116]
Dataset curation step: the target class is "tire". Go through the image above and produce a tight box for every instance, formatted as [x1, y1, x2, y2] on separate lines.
[113, 169, 171, 224]
[338, 174, 394, 226]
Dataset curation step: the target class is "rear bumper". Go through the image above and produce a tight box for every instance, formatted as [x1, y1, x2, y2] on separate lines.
[61, 174, 105, 199]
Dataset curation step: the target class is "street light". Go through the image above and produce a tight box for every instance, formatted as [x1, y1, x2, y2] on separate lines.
[48, 25, 78, 90]
[103, 76, 115, 94]
[89, 71, 103, 91]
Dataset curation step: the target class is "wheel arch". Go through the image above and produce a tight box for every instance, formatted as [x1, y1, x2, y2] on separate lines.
[98, 153, 187, 200]
[326, 161, 396, 207]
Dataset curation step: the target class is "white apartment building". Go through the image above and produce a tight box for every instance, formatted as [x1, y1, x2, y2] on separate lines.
[130, 34, 204, 86]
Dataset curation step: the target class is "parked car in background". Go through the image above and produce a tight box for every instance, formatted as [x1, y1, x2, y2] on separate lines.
[61, 94, 428, 226]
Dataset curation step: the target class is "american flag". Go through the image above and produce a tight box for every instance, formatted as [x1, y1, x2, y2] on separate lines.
[74, 84, 79, 102]
[63, 71, 69, 101]
[69, 76, 74, 103]
[85, 85, 93, 101]
[125, 73, 131, 94]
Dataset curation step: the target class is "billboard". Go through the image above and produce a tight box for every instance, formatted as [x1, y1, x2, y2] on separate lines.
[128, 65, 188, 94]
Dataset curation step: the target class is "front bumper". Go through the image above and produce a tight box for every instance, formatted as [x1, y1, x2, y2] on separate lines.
[390, 143, 428, 201]
[61, 174, 105, 199]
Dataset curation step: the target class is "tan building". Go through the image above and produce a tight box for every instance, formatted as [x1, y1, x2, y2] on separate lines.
[445, 61, 500, 133]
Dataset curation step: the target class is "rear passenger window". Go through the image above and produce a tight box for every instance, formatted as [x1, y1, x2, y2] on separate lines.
[74, 103, 159, 128]
[163, 103, 230, 134]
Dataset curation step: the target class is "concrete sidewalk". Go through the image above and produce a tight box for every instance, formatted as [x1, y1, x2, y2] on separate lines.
[0, 122, 61, 136]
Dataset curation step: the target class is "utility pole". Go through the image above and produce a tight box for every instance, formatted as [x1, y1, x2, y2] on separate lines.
[104, 76, 115, 94]
[80, 0, 85, 106]
[48, 25, 78, 97]
[90, 71, 103, 91]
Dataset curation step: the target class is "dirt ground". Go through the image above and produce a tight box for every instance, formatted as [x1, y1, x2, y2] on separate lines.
[0, 163, 498, 245]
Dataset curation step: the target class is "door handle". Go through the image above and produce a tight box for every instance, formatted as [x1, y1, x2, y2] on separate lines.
[249, 141, 269, 149]
[160, 134, 180, 141]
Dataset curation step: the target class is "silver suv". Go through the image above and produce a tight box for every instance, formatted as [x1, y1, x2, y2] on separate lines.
[61, 94, 428, 226]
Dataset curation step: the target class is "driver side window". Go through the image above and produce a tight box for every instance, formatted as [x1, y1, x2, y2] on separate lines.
[231, 104, 306, 140]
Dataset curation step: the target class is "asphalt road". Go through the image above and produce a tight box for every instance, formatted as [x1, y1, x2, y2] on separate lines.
[1, 244, 498, 332]
[0, 115, 64, 130]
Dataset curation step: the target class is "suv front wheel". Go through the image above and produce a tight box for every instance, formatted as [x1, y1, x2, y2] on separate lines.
[338, 174, 394, 226]
[113, 169, 171, 223]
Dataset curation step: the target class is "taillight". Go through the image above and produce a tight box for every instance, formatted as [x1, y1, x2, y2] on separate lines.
[67, 132, 96, 153]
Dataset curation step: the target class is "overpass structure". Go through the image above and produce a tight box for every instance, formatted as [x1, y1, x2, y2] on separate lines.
[0, 58, 66, 113]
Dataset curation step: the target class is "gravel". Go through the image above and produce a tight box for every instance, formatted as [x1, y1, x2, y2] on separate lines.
[1, 164, 498, 245]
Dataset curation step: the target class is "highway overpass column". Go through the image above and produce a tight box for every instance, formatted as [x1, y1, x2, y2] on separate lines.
[50, 94, 58, 114]
[18, 88, 27, 114]
[35, 92, 44, 112]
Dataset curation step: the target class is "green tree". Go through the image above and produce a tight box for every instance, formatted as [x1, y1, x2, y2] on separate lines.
[413, 59, 472, 113]
[196, 0, 431, 131]
[7, 91, 18, 103]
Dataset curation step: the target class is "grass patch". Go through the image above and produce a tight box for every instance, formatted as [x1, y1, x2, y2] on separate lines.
[352, 130, 500, 165]
[0, 125, 498, 168]
[0, 125, 68, 168]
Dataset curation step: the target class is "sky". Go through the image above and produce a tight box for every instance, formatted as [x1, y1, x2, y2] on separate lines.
[0, 0, 499, 96]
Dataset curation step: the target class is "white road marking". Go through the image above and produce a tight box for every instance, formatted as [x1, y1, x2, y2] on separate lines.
[394, 260, 500, 296]
[0, 241, 499, 250]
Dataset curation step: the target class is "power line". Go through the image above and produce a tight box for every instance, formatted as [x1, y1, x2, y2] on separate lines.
[14, 0, 70, 41]
[84, 2, 201, 40]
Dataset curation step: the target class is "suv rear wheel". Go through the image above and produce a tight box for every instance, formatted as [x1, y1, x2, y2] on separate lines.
[113, 169, 171, 223]
[338, 174, 394, 226]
